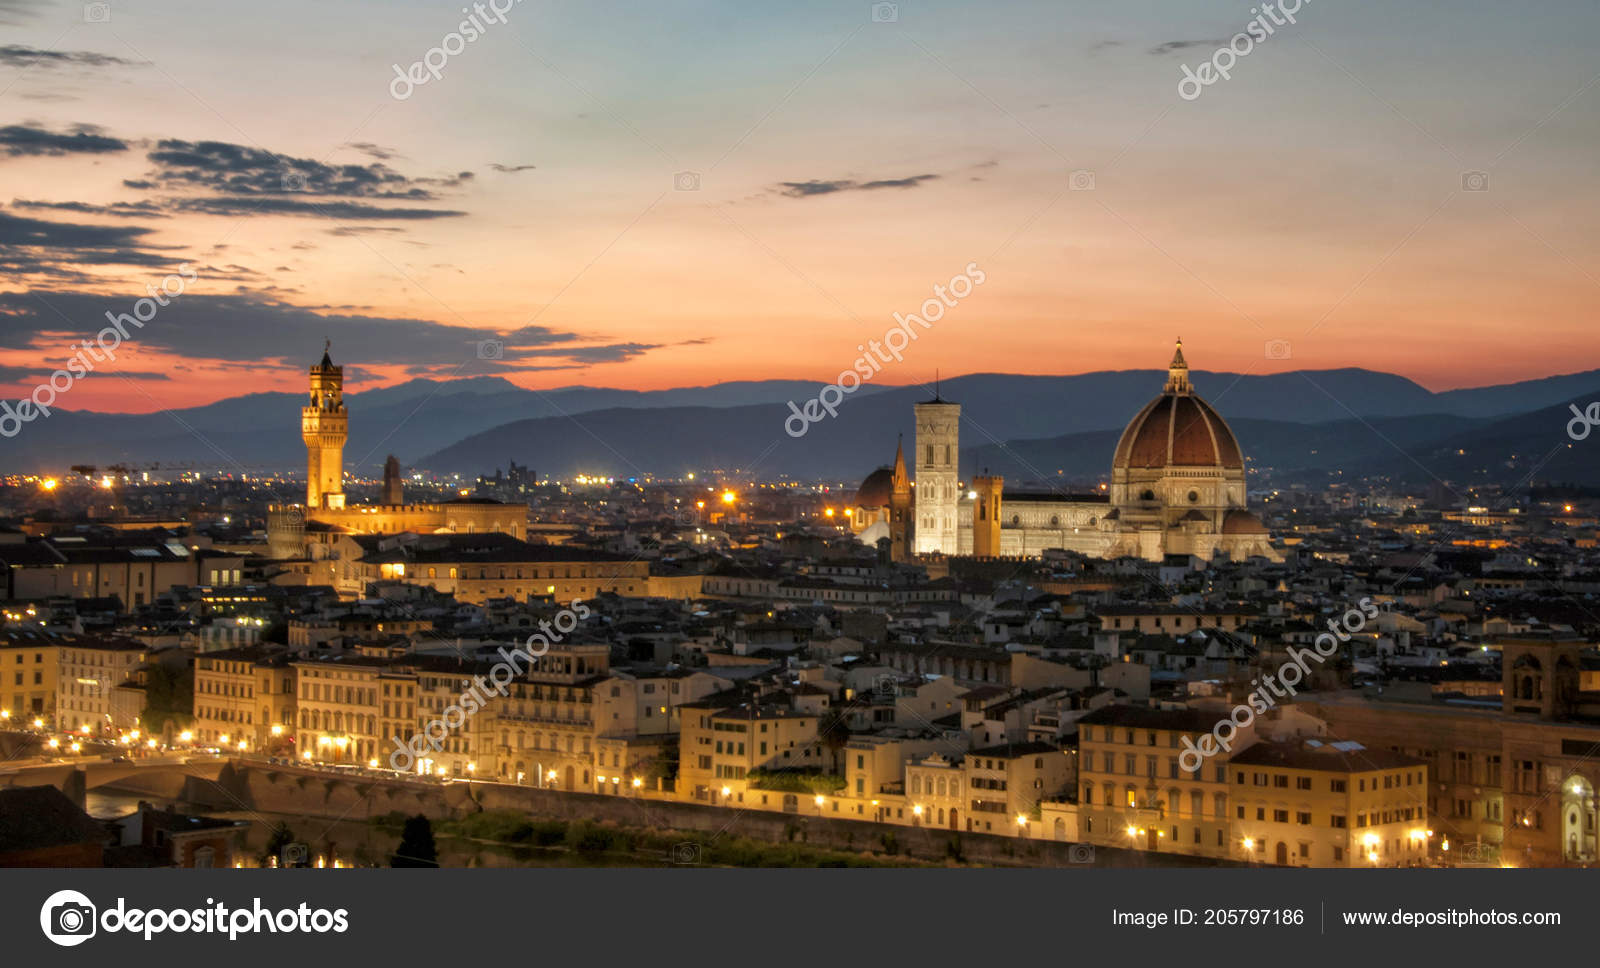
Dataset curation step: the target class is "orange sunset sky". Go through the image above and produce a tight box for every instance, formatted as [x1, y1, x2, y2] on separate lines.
[1, 0, 1598, 413]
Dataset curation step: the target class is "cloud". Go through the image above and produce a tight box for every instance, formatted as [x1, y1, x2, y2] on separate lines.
[489, 163, 536, 173]
[1148, 39, 1227, 55]
[344, 141, 399, 160]
[0, 2, 50, 26]
[0, 291, 667, 374]
[0, 45, 143, 69]
[11, 198, 168, 218]
[0, 123, 127, 157]
[0, 211, 177, 280]
[141, 138, 459, 199]
[0, 363, 169, 385]
[777, 173, 938, 198]
[173, 197, 465, 220]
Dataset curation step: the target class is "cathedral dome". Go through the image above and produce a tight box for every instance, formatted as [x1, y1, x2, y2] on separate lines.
[1112, 341, 1244, 471]
[854, 467, 894, 508]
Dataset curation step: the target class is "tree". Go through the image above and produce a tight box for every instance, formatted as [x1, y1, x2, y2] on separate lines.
[391, 814, 439, 868]
[261, 822, 295, 867]
[141, 663, 193, 736]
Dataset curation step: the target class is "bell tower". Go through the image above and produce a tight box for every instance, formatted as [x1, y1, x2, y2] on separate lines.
[913, 392, 960, 556]
[302, 341, 347, 510]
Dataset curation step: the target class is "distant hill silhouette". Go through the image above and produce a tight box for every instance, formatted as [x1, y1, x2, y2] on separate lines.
[4, 368, 1599, 486]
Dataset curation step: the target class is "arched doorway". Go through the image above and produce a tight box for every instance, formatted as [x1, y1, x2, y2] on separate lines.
[1275, 842, 1289, 866]
[1562, 775, 1596, 862]
[949, 808, 959, 831]
[564, 765, 575, 790]
[1054, 818, 1066, 841]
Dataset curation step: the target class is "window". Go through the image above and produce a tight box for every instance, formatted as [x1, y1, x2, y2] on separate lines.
[1295, 777, 1311, 791]
[1330, 779, 1346, 793]
[1296, 812, 1311, 825]
[1273, 775, 1288, 789]
[1273, 809, 1289, 823]
[1330, 815, 1346, 829]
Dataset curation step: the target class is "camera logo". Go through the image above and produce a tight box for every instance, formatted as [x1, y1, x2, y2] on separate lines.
[673, 171, 701, 191]
[671, 842, 701, 864]
[83, 2, 110, 22]
[281, 842, 310, 868]
[871, 2, 898, 22]
[1461, 170, 1489, 192]
[40, 890, 97, 946]
[1264, 338, 1292, 360]
[476, 338, 505, 360]
[1068, 843, 1095, 864]
[281, 170, 308, 192]
[1068, 169, 1095, 191]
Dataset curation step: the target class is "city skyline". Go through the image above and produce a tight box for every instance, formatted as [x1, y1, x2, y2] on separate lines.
[3, 0, 1600, 414]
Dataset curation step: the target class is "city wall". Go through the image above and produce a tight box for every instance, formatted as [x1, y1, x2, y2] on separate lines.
[123, 761, 1231, 868]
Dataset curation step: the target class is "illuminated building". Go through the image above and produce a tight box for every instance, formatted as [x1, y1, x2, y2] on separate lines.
[267, 345, 522, 567]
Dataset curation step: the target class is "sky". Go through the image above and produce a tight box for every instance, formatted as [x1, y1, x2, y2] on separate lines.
[1, 0, 1599, 413]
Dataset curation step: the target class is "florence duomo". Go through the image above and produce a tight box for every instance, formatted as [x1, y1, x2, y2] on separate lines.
[851, 341, 1280, 563]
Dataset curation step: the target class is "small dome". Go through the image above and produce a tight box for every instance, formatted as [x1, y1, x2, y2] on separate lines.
[1221, 509, 1268, 534]
[855, 467, 894, 508]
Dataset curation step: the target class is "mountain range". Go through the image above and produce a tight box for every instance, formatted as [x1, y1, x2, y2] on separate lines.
[4, 368, 1598, 487]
